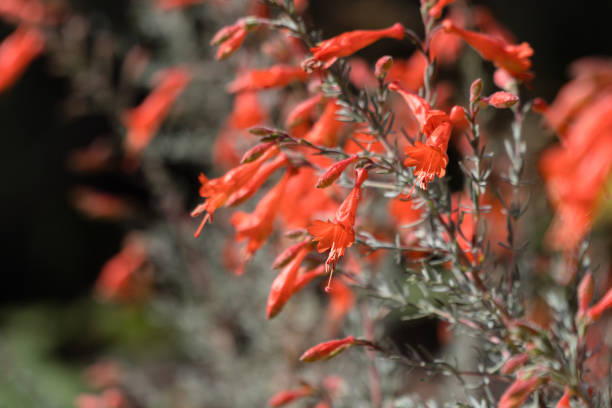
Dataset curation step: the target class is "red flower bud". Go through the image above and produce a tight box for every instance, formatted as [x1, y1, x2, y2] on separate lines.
[268, 386, 312, 407]
[315, 155, 359, 188]
[577, 272, 594, 318]
[586, 286, 612, 322]
[240, 142, 276, 164]
[272, 240, 311, 269]
[500, 353, 529, 375]
[449, 105, 469, 129]
[299, 336, 356, 362]
[485, 91, 519, 108]
[498, 375, 546, 408]
[375, 55, 393, 79]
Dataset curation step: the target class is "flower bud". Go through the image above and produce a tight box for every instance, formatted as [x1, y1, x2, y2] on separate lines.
[272, 240, 311, 269]
[315, 155, 359, 188]
[500, 353, 529, 375]
[586, 286, 612, 323]
[449, 105, 469, 129]
[470, 78, 483, 103]
[375, 55, 393, 79]
[300, 336, 356, 362]
[240, 142, 276, 163]
[485, 91, 519, 108]
[268, 386, 312, 407]
[577, 272, 594, 318]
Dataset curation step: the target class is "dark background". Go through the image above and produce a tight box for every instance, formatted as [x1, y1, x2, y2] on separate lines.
[1, 0, 610, 304]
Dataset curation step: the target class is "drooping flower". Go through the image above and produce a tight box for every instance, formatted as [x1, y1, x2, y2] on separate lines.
[227, 65, 308, 93]
[231, 171, 292, 274]
[268, 386, 312, 407]
[299, 335, 356, 362]
[308, 168, 368, 290]
[403, 141, 449, 189]
[442, 19, 533, 82]
[123, 68, 190, 155]
[0, 26, 44, 93]
[192, 145, 279, 237]
[310, 23, 405, 68]
[266, 244, 310, 319]
[389, 82, 452, 190]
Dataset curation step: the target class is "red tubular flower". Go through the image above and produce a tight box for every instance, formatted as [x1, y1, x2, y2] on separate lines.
[266, 244, 310, 319]
[123, 68, 190, 155]
[556, 387, 572, 408]
[229, 91, 266, 130]
[299, 335, 356, 362]
[389, 81, 452, 190]
[308, 168, 368, 291]
[272, 240, 312, 269]
[286, 93, 322, 126]
[388, 81, 431, 127]
[225, 153, 288, 206]
[0, 26, 44, 93]
[442, 19, 533, 82]
[231, 171, 291, 274]
[305, 99, 344, 147]
[585, 286, 612, 323]
[403, 141, 449, 189]
[386, 53, 427, 91]
[227, 65, 308, 93]
[500, 354, 529, 375]
[498, 376, 545, 408]
[577, 272, 594, 318]
[192, 145, 279, 237]
[291, 265, 326, 294]
[310, 23, 405, 68]
[268, 386, 312, 407]
[210, 18, 258, 60]
[316, 155, 359, 188]
[95, 236, 148, 302]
